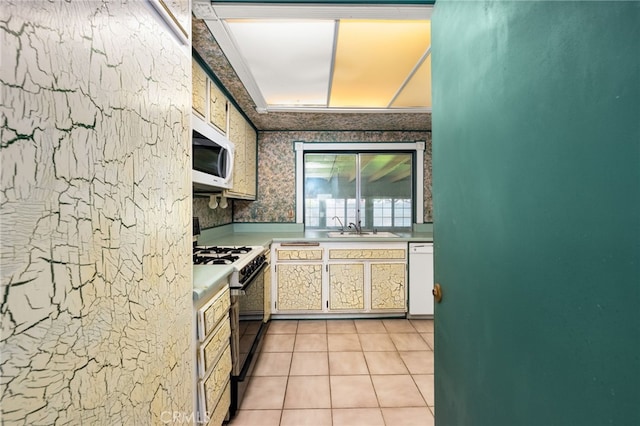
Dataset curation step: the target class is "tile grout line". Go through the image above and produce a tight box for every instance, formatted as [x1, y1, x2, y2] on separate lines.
[278, 330, 297, 424]
[234, 319, 434, 425]
[327, 344, 334, 425]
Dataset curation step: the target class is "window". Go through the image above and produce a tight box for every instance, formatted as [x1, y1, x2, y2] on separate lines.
[325, 198, 345, 223]
[372, 198, 412, 227]
[305, 198, 320, 226]
[394, 199, 412, 227]
[296, 142, 425, 228]
[303, 151, 414, 230]
[373, 198, 393, 227]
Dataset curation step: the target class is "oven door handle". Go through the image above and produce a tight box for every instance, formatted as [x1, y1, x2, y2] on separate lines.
[230, 261, 268, 296]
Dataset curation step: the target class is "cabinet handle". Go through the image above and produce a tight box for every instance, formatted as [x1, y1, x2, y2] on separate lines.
[280, 242, 320, 247]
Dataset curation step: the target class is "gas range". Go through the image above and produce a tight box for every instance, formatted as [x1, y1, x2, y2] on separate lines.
[193, 244, 267, 289]
[192, 217, 270, 420]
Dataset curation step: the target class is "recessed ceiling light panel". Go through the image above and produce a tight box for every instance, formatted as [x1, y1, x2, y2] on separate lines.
[330, 19, 430, 108]
[227, 19, 335, 106]
[200, 4, 434, 113]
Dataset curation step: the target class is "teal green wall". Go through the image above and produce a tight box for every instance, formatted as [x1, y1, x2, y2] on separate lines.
[432, 2, 639, 425]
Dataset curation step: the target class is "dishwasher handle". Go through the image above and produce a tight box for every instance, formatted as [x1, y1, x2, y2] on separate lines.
[409, 243, 433, 254]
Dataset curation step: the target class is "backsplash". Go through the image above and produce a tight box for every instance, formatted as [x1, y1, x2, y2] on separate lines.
[233, 131, 433, 223]
[193, 196, 233, 229]
[1, 2, 192, 423]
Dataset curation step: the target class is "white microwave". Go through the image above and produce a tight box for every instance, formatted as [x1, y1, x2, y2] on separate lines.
[192, 114, 234, 190]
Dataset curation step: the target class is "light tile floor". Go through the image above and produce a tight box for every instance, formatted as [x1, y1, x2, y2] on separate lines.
[229, 318, 434, 426]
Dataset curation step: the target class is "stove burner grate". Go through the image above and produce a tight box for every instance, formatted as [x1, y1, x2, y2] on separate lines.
[194, 246, 252, 256]
[193, 253, 239, 265]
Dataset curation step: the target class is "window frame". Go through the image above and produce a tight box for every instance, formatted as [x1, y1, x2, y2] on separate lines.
[295, 141, 425, 227]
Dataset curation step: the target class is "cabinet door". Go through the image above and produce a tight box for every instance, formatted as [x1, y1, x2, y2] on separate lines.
[228, 104, 246, 195]
[328, 263, 364, 310]
[370, 263, 406, 310]
[222, 105, 256, 200]
[263, 251, 272, 322]
[277, 264, 323, 311]
[245, 121, 257, 198]
[192, 58, 207, 117]
[209, 81, 227, 133]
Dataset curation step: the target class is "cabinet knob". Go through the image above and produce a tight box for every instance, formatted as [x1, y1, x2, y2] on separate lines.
[432, 283, 443, 303]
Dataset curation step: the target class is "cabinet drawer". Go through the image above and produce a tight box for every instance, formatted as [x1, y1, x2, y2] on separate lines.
[276, 249, 323, 261]
[198, 315, 231, 378]
[329, 248, 406, 260]
[198, 286, 230, 341]
[206, 379, 230, 426]
[199, 345, 232, 418]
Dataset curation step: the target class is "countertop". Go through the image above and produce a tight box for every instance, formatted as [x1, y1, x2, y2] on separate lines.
[197, 230, 434, 248]
[193, 224, 434, 303]
[193, 264, 233, 305]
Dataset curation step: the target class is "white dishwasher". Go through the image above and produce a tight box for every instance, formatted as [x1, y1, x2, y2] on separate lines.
[408, 243, 434, 317]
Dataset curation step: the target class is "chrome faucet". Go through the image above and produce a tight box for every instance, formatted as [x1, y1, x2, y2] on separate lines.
[348, 220, 362, 235]
[332, 216, 346, 233]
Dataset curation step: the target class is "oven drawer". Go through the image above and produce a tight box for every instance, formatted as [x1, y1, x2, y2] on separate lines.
[198, 314, 231, 378]
[198, 286, 230, 341]
[199, 345, 232, 420]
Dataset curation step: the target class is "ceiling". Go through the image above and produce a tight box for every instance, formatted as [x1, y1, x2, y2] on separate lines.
[192, 2, 433, 131]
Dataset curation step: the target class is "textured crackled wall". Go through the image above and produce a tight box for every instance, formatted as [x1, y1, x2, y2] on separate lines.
[0, 2, 192, 424]
[233, 131, 433, 223]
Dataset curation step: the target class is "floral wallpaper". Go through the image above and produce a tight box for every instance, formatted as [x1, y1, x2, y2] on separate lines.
[233, 131, 433, 223]
[193, 196, 233, 229]
[1, 2, 192, 424]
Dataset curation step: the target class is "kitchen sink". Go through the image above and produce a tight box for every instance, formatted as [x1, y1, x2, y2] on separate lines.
[327, 231, 399, 238]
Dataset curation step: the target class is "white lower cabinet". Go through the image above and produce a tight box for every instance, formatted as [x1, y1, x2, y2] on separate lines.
[271, 242, 407, 315]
